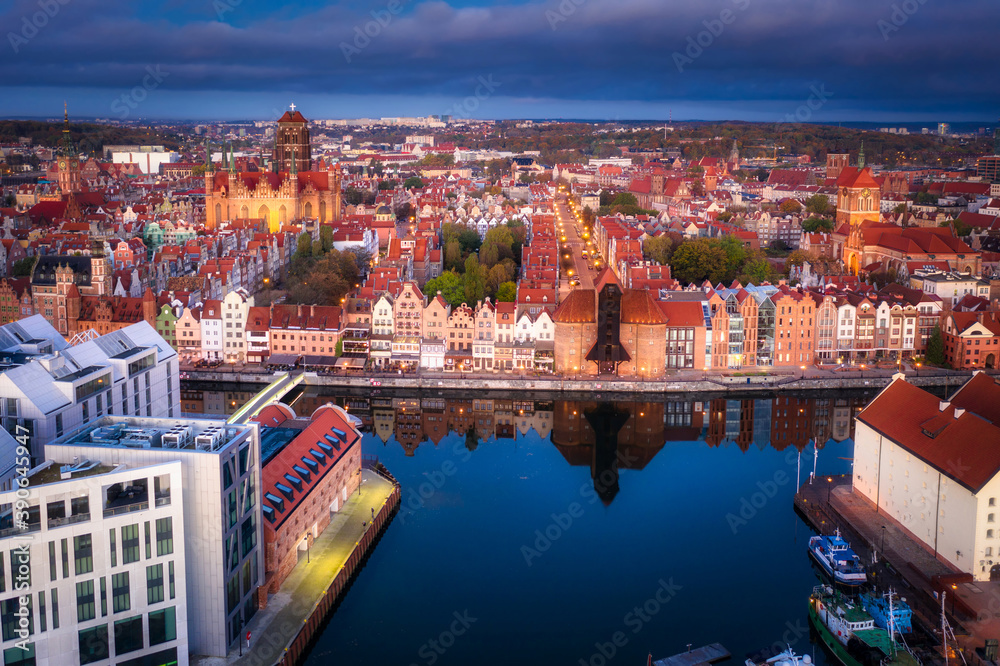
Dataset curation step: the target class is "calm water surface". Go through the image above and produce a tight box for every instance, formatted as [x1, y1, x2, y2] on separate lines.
[244, 389, 881, 665]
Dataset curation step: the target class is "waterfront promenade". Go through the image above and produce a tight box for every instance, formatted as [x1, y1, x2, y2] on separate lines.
[193, 469, 398, 666]
[796, 477, 1000, 664]
[181, 361, 998, 395]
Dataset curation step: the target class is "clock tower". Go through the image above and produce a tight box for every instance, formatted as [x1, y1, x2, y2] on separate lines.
[835, 143, 882, 274]
[57, 103, 82, 196]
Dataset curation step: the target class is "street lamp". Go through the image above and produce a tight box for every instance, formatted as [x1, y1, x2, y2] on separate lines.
[827, 476, 834, 504]
[881, 525, 886, 555]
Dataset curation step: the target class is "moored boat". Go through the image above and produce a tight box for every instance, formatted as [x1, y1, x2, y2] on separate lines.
[745, 647, 813, 666]
[808, 585, 920, 666]
[860, 589, 912, 635]
[808, 529, 867, 586]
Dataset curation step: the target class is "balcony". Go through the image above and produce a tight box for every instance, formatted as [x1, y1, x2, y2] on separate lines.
[47, 512, 91, 529]
[104, 501, 148, 518]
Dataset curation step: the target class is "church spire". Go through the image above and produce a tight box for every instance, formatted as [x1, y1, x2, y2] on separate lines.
[204, 140, 212, 171]
[228, 143, 236, 174]
[61, 102, 74, 156]
[857, 141, 866, 170]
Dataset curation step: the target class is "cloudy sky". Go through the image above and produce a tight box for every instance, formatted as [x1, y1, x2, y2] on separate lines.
[1, 0, 996, 121]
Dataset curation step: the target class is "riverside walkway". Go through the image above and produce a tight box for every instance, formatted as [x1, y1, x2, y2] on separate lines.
[192, 469, 399, 666]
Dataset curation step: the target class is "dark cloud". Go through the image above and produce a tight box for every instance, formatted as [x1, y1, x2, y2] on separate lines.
[1, 0, 997, 118]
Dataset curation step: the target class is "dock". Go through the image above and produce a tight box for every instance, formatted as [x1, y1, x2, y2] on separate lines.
[653, 643, 731, 666]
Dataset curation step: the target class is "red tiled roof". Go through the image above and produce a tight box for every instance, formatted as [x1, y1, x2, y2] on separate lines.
[551, 289, 595, 324]
[858, 375, 1000, 492]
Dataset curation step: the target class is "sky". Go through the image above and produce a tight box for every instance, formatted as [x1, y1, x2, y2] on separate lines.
[0, 0, 997, 122]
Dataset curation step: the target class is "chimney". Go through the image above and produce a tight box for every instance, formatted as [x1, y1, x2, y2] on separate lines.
[939, 401, 950, 412]
[954, 408, 966, 419]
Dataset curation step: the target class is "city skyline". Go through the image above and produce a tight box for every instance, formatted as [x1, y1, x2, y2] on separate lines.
[1, 0, 997, 121]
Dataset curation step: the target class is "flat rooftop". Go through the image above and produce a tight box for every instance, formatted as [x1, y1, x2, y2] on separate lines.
[52, 416, 251, 454]
[29, 461, 117, 486]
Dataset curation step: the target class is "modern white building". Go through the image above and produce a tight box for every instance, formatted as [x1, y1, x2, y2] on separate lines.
[46, 416, 264, 658]
[0, 316, 180, 461]
[853, 372, 1000, 581]
[0, 455, 187, 666]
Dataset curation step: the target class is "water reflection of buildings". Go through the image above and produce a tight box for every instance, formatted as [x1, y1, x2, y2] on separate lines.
[703, 394, 871, 451]
[179, 388, 876, 461]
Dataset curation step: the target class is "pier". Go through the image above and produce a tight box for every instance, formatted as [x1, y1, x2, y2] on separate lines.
[795, 476, 1000, 666]
[653, 643, 731, 666]
[192, 465, 400, 666]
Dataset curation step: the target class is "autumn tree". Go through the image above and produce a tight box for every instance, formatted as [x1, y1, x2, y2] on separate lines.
[496, 282, 517, 302]
[464, 255, 486, 303]
[780, 199, 802, 214]
[669, 239, 729, 285]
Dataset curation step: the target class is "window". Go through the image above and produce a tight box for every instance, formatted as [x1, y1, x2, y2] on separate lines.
[78, 625, 108, 665]
[156, 518, 173, 556]
[76, 580, 95, 622]
[50, 589, 58, 629]
[148, 607, 176, 646]
[147, 564, 164, 604]
[74, 534, 93, 574]
[122, 524, 140, 564]
[112, 572, 130, 613]
[109, 528, 117, 567]
[114, 616, 143, 655]
[3, 644, 35, 666]
[168, 561, 175, 599]
[2, 597, 32, 641]
[11, 547, 29, 587]
[145, 522, 152, 559]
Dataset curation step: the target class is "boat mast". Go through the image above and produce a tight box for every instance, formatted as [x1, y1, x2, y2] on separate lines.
[942, 591, 948, 666]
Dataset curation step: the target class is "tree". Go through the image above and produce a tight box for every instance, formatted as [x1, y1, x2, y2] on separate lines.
[496, 282, 517, 302]
[294, 232, 312, 260]
[768, 239, 790, 253]
[11, 257, 34, 277]
[424, 271, 466, 307]
[780, 199, 802, 214]
[669, 239, 728, 285]
[319, 225, 333, 252]
[611, 192, 639, 208]
[739, 252, 775, 284]
[464, 255, 486, 304]
[717, 211, 734, 223]
[480, 226, 515, 269]
[487, 263, 515, 295]
[395, 202, 414, 222]
[926, 325, 945, 367]
[377, 180, 398, 191]
[643, 234, 676, 265]
[418, 153, 455, 168]
[755, 168, 769, 182]
[893, 203, 908, 215]
[804, 194, 830, 216]
[801, 217, 834, 233]
[403, 176, 424, 189]
[192, 164, 207, 177]
[518, 172, 533, 184]
[368, 159, 385, 177]
[444, 241, 463, 272]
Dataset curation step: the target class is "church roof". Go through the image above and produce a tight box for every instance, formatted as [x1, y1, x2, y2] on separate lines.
[277, 110, 308, 124]
[836, 166, 880, 190]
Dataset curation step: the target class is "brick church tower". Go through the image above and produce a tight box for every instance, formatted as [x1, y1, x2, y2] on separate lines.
[273, 104, 311, 172]
[57, 103, 82, 196]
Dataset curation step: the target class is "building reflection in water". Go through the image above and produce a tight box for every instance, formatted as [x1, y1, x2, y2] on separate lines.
[180, 386, 877, 503]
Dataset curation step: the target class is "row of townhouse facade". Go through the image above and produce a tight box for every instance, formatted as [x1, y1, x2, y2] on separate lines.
[700, 283, 943, 370]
